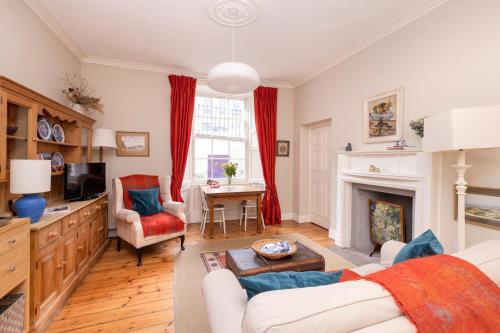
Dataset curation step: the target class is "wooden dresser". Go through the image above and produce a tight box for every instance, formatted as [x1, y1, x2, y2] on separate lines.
[29, 194, 109, 333]
[0, 218, 30, 333]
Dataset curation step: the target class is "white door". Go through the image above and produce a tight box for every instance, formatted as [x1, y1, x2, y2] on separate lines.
[309, 123, 331, 229]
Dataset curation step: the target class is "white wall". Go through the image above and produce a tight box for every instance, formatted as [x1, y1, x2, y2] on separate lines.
[0, 0, 80, 103]
[293, 0, 500, 251]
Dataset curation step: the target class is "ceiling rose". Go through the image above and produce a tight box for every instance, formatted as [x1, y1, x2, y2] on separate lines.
[203, 0, 259, 27]
[205, 0, 260, 94]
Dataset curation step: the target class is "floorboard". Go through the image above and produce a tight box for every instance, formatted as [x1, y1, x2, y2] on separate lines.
[46, 220, 332, 332]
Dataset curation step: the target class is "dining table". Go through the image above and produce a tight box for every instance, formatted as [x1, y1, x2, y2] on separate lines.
[201, 184, 266, 238]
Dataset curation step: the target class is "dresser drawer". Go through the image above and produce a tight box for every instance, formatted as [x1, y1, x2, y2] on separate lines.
[0, 246, 29, 297]
[0, 223, 28, 256]
[79, 206, 92, 221]
[37, 221, 61, 249]
[62, 213, 79, 234]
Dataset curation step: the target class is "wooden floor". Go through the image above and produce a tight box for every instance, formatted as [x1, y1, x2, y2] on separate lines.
[46, 220, 332, 333]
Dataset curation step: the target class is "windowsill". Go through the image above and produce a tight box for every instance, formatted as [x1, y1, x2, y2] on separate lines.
[182, 179, 264, 189]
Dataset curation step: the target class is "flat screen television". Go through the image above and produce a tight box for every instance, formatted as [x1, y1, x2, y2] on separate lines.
[64, 163, 106, 201]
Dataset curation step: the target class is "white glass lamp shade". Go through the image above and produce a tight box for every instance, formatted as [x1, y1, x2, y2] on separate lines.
[10, 160, 51, 194]
[207, 62, 260, 94]
[423, 105, 500, 152]
[92, 128, 117, 149]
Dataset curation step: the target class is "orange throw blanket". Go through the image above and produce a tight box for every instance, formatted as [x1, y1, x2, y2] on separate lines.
[365, 254, 500, 333]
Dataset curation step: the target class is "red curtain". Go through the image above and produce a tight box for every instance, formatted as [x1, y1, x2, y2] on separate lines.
[169, 75, 196, 202]
[254, 86, 282, 225]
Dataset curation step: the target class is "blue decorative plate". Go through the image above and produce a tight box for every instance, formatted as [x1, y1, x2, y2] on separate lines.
[51, 152, 64, 171]
[52, 124, 65, 143]
[37, 118, 51, 140]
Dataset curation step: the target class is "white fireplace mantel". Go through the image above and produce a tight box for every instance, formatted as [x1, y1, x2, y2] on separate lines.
[333, 150, 434, 247]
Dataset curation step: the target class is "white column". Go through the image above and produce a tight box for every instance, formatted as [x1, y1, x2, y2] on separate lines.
[451, 150, 471, 251]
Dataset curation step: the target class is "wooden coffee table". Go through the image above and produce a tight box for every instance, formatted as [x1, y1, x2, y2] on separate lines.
[225, 241, 325, 278]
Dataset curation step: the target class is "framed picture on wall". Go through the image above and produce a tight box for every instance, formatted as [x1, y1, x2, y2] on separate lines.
[369, 199, 405, 245]
[116, 131, 150, 157]
[276, 140, 290, 157]
[364, 88, 403, 143]
[455, 186, 500, 230]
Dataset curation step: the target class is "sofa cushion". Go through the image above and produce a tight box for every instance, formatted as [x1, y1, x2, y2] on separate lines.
[239, 271, 344, 299]
[140, 211, 184, 237]
[120, 174, 164, 209]
[129, 187, 162, 216]
[393, 229, 443, 264]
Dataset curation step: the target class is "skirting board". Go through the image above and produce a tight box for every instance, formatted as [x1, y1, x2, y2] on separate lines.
[290, 214, 312, 223]
[329, 229, 339, 241]
[187, 211, 295, 224]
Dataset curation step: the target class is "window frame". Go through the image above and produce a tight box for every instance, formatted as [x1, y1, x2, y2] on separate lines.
[187, 92, 256, 185]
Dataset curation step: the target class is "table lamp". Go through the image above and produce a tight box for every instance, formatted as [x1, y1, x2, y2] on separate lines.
[423, 105, 500, 250]
[10, 159, 52, 223]
[92, 128, 117, 162]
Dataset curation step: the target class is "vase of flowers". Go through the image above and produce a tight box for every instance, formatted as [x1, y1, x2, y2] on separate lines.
[62, 73, 104, 115]
[409, 118, 424, 137]
[221, 162, 238, 187]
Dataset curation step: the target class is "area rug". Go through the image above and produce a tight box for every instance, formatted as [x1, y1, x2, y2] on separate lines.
[328, 245, 379, 266]
[200, 251, 226, 272]
[174, 233, 355, 333]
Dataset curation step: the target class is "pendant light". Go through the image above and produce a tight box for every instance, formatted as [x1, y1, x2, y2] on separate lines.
[207, 8, 260, 94]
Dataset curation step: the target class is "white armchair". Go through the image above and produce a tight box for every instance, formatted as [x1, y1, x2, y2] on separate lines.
[112, 175, 187, 266]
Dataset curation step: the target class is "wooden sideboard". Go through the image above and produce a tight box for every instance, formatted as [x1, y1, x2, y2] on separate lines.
[29, 194, 109, 333]
[0, 218, 30, 333]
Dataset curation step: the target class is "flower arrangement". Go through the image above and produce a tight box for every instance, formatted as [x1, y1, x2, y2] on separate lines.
[62, 73, 104, 113]
[221, 162, 238, 186]
[409, 118, 424, 137]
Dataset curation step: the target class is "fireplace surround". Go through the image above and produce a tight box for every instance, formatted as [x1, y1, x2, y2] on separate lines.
[334, 151, 434, 248]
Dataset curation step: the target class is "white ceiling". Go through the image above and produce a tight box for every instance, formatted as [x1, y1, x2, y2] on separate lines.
[27, 0, 447, 87]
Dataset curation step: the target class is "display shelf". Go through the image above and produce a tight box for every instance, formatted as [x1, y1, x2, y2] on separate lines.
[35, 139, 79, 147]
[7, 135, 27, 141]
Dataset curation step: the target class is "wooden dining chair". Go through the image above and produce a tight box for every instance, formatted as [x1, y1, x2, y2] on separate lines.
[239, 200, 266, 232]
[199, 185, 227, 235]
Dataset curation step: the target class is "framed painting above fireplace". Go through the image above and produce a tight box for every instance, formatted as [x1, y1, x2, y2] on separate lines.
[369, 199, 405, 245]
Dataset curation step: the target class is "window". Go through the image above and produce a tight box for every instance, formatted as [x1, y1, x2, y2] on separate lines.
[191, 95, 249, 181]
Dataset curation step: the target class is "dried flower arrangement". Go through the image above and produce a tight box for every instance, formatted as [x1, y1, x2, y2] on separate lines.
[62, 73, 104, 113]
[409, 118, 424, 137]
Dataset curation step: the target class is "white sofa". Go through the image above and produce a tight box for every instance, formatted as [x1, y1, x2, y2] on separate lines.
[202, 240, 500, 333]
[112, 175, 187, 266]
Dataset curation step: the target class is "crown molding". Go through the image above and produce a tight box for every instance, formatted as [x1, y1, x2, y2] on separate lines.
[26, 0, 446, 89]
[292, 0, 449, 87]
[24, 0, 86, 60]
[82, 56, 294, 88]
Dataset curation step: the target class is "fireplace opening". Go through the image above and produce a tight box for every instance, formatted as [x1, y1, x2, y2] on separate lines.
[351, 184, 414, 256]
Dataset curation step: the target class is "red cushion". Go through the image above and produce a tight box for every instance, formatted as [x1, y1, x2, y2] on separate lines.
[140, 212, 184, 237]
[120, 175, 164, 209]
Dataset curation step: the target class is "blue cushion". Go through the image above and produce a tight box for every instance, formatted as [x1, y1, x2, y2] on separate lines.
[239, 270, 343, 299]
[128, 187, 162, 216]
[393, 229, 444, 264]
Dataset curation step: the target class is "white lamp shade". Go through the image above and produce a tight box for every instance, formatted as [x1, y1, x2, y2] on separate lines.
[92, 128, 117, 149]
[207, 62, 260, 94]
[10, 160, 51, 194]
[423, 105, 500, 152]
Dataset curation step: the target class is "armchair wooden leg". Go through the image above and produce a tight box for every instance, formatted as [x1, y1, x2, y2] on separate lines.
[117, 237, 121, 252]
[136, 248, 143, 266]
[180, 235, 185, 251]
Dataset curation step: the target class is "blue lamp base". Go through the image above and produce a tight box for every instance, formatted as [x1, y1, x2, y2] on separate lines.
[15, 194, 46, 223]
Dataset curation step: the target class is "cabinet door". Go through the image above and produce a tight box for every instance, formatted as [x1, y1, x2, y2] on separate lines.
[76, 223, 89, 271]
[0, 91, 35, 179]
[89, 217, 99, 255]
[60, 231, 77, 289]
[99, 208, 108, 242]
[34, 240, 60, 319]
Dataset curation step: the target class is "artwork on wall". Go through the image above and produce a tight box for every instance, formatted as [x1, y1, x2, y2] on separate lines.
[276, 140, 290, 157]
[369, 199, 405, 246]
[364, 88, 403, 143]
[116, 131, 149, 157]
[456, 186, 500, 230]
